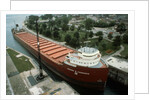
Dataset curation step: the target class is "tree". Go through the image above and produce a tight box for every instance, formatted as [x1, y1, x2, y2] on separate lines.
[48, 20, 55, 32]
[61, 15, 69, 24]
[65, 34, 71, 44]
[94, 20, 109, 28]
[41, 14, 53, 20]
[53, 30, 60, 39]
[80, 37, 86, 46]
[98, 35, 103, 42]
[39, 28, 43, 34]
[74, 31, 80, 39]
[62, 24, 69, 32]
[85, 33, 89, 39]
[41, 23, 47, 30]
[45, 29, 51, 37]
[53, 27, 59, 31]
[70, 37, 80, 48]
[89, 31, 93, 38]
[70, 25, 75, 31]
[116, 23, 126, 34]
[28, 15, 39, 24]
[42, 30, 46, 36]
[27, 15, 39, 30]
[26, 23, 32, 29]
[109, 21, 116, 27]
[78, 24, 84, 31]
[84, 18, 94, 30]
[55, 18, 62, 27]
[95, 42, 99, 47]
[102, 43, 106, 50]
[96, 31, 103, 36]
[122, 33, 128, 44]
[108, 33, 113, 40]
[113, 35, 121, 47]
[98, 21, 108, 27]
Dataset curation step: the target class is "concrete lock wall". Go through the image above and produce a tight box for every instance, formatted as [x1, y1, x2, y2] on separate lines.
[108, 66, 128, 85]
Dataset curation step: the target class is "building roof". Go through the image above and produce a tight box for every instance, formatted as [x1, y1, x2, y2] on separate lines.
[106, 57, 128, 73]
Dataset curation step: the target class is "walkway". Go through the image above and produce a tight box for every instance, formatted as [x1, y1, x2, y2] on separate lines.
[102, 45, 124, 60]
[6, 51, 31, 95]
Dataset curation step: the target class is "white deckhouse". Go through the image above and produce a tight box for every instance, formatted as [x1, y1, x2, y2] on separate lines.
[65, 47, 102, 68]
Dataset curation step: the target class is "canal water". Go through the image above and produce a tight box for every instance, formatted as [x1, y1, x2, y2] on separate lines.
[6, 14, 127, 95]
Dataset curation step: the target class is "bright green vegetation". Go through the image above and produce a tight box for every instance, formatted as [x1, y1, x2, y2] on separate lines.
[7, 48, 34, 73]
[89, 39, 120, 56]
[120, 44, 128, 59]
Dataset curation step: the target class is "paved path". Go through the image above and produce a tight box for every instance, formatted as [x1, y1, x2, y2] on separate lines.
[104, 38, 113, 42]
[6, 51, 31, 95]
[102, 45, 124, 60]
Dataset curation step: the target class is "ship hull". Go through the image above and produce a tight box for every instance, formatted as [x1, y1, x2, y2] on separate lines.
[12, 30, 108, 91]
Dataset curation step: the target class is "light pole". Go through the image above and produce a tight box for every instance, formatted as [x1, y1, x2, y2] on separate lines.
[35, 19, 44, 81]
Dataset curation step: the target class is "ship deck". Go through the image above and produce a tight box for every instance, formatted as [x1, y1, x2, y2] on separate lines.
[15, 32, 74, 64]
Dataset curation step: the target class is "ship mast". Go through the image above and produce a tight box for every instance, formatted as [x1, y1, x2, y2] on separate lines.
[35, 19, 44, 80]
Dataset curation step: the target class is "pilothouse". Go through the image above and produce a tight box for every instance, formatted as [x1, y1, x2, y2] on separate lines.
[65, 47, 102, 67]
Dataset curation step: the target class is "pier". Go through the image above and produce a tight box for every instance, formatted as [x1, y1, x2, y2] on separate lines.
[106, 57, 128, 85]
[6, 47, 78, 95]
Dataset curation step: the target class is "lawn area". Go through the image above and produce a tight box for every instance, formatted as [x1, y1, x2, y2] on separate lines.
[120, 44, 128, 59]
[7, 48, 34, 73]
[88, 38, 120, 56]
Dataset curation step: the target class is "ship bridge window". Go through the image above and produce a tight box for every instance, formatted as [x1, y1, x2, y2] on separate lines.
[66, 56, 69, 58]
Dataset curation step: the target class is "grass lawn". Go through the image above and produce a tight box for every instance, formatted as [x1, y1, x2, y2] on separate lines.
[120, 44, 128, 58]
[7, 48, 34, 73]
[88, 38, 120, 56]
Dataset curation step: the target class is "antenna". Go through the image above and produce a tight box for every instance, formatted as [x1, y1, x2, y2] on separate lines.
[35, 19, 44, 81]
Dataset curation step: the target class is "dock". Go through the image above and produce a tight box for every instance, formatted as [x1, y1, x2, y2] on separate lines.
[6, 47, 78, 95]
[106, 57, 128, 85]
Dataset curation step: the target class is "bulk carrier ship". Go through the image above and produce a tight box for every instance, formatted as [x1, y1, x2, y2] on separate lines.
[11, 29, 109, 91]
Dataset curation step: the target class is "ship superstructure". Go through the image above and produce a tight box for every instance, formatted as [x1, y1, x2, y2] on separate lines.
[65, 47, 102, 68]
